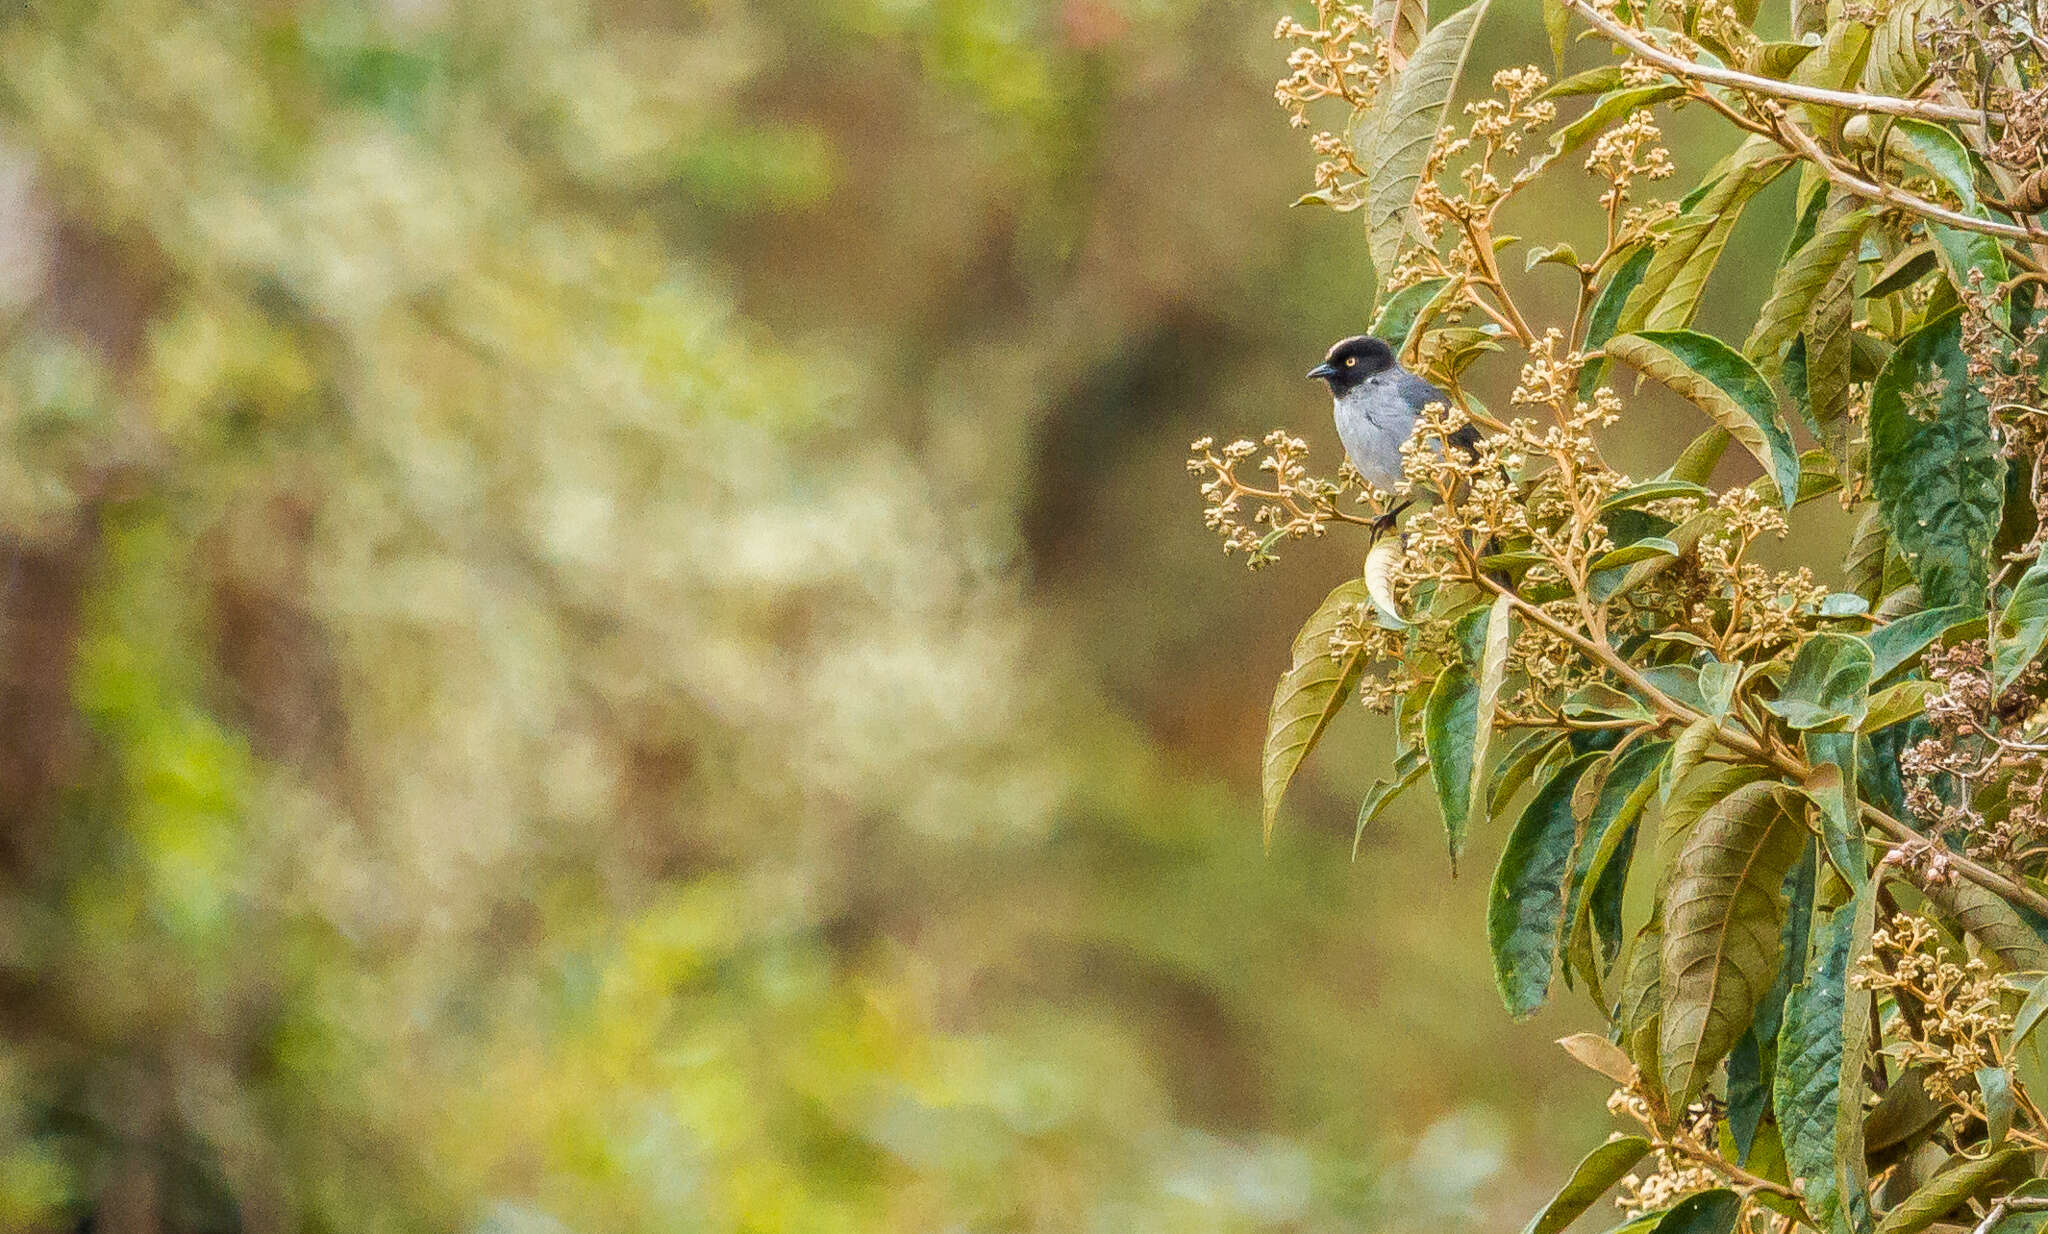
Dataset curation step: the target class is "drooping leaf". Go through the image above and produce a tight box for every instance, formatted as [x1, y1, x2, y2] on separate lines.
[1730, 839, 1818, 1163]
[1606, 330, 1800, 510]
[1994, 560, 2048, 690]
[1566, 741, 1670, 998]
[1861, 0, 1939, 94]
[1618, 138, 1788, 333]
[1799, 745, 1865, 885]
[1746, 204, 1876, 368]
[1776, 890, 1859, 1232]
[1919, 876, 2048, 973]
[1366, 0, 1495, 278]
[1470, 593, 1515, 826]
[1490, 753, 1603, 1019]
[1864, 243, 1936, 300]
[1803, 255, 1857, 463]
[1890, 120, 2010, 323]
[1263, 578, 1373, 841]
[1980, 1066, 2015, 1147]
[1520, 1136, 1653, 1234]
[1354, 743, 1428, 859]
[1870, 309, 2006, 609]
[1539, 65, 1627, 100]
[1580, 244, 1657, 397]
[1873, 1146, 2026, 1234]
[1661, 780, 1806, 1104]
[1427, 666, 1480, 867]
[1763, 632, 1874, 732]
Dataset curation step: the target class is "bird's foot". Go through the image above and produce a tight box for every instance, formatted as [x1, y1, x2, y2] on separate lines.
[1370, 500, 1413, 538]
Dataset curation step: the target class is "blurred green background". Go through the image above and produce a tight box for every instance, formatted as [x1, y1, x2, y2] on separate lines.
[0, 0, 1819, 1230]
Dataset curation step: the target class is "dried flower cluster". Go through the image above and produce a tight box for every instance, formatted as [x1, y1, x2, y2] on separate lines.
[1900, 640, 2048, 865]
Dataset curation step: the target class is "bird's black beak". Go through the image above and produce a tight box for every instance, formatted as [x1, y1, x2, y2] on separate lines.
[1306, 362, 1338, 381]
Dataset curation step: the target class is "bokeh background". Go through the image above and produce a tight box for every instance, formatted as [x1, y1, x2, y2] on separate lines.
[0, 1, 1824, 1230]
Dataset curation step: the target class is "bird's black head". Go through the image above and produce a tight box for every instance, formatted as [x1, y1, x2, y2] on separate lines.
[1307, 335, 1396, 393]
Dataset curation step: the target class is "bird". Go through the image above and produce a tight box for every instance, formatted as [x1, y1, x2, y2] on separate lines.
[1306, 335, 1481, 500]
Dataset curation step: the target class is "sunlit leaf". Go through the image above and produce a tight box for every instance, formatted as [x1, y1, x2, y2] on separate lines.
[1619, 138, 1787, 333]
[1579, 244, 1656, 396]
[1661, 780, 1806, 1105]
[1366, 0, 1494, 278]
[1373, 0, 1428, 65]
[1262, 578, 1372, 841]
[1607, 330, 1801, 510]
[1370, 277, 1453, 357]
[1745, 203, 1874, 369]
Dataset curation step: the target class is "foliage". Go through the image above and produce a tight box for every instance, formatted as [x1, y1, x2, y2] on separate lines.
[1200, 0, 2048, 1228]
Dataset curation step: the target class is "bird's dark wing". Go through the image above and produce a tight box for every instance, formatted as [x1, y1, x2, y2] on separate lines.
[1395, 369, 1481, 460]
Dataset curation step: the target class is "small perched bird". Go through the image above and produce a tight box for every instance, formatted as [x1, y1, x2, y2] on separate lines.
[1306, 335, 1480, 495]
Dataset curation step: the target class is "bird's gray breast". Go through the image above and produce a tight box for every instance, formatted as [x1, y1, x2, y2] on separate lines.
[1332, 377, 1422, 491]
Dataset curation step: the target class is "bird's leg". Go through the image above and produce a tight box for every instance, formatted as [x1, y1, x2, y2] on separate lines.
[1371, 499, 1413, 537]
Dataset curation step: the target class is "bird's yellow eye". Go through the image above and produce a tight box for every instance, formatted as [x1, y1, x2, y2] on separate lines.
[1344, 356, 1356, 367]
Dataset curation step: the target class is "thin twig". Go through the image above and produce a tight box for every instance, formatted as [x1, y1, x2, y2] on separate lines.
[1761, 101, 2048, 243]
[1561, 0, 2005, 125]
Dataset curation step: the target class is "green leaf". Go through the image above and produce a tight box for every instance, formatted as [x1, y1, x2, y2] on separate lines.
[1526, 241, 1580, 273]
[1546, 85, 1686, 170]
[1745, 204, 1875, 370]
[1980, 1066, 2015, 1147]
[1869, 308, 2006, 609]
[1661, 780, 1806, 1104]
[1665, 428, 1732, 487]
[1542, 0, 1569, 73]
[1797, 753, 1865, 884]
[1919, 876, 2048, 973]
[1520, 1136, 1653, 1234]
[1869, 604, 1974, 682]
[1566, 740, 1671, 999]
[1890, 120, 2010, 323]
[1865, 243, 1936, 300]
[1580, 244, 1657, 397]
[1590, 537, 1681, 571]
[1803, 257, 1858, 464]
[1371, 277, 1453, 355]
[1874, 1146, 2026, 1234]
[2007, 973, 2048, 1058]
[1602, 479, 1713, 511]
[1607, 330, 1801, 511]
[1650, 1189, 1741, 1234]
[1426, 663, 1481, 868]
[1995, 561, 2048, 690]
[1861, 0, 1938, 94]
[1263, 579, 1373, 841]
[1366, 0, 1494, 278]
[1776, 891, 1860, 1232]
[1490, 753, 1603, 1019]
[1619, 138, 1787, 333]
[1860, 679, 1938, 732]
[1353, 744, 1428, 859]
[1373, 0, 1428, 64]
[1763, 632, 1874, 731]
